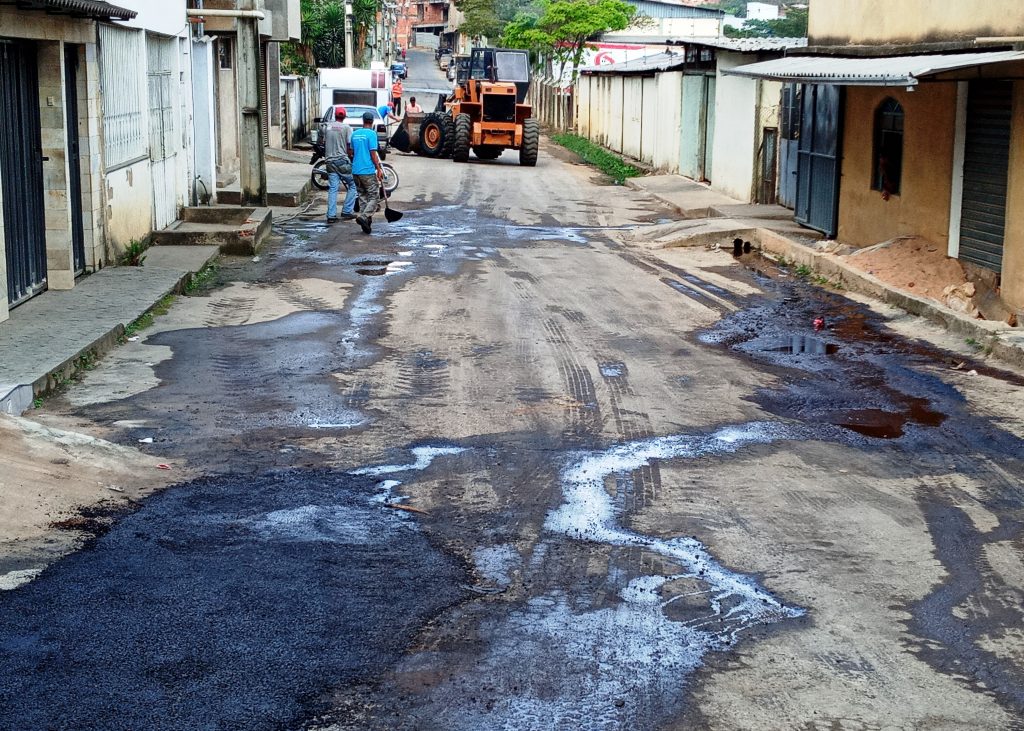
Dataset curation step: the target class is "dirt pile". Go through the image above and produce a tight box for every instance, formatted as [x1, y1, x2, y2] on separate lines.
[842, 236, 1018, 325]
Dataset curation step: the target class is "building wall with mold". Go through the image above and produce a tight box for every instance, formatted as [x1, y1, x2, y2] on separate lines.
[809, 0, 1024, 48]
[836, 84, 957, 251]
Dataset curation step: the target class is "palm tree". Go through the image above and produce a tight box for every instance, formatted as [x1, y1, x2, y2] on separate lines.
[352, 0, 378, 65]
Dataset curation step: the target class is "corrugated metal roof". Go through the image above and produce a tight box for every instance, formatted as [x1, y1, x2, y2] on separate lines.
[580, 37, 806, 76]
[13, 0, 136, 19]
[682, 36, 807, 52]
[725, 50, 1024, 86]
[582, 51, 690, 75]
[592, 35, 806, 53]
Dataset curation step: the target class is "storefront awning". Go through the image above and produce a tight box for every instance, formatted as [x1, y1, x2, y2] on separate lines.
[725, 50, 1024, 86]
[12, 0, 136, 20]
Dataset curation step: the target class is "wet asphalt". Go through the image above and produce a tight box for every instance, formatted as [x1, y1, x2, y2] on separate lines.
[3, 50, 1024, 731]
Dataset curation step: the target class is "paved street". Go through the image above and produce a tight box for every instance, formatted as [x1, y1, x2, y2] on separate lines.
[2, 50, 1024, 731]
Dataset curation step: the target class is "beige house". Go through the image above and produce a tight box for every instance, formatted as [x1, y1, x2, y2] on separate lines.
[732, 0, 1024, 314]
[0, 0, 137, 324]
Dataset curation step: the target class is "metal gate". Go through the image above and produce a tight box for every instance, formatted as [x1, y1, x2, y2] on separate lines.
[65, 44, 86, 275]
[778, 84, 800, 209]
[959, 80, 1012, 272]
[0, 40, 47, 307]
[148, 34, 179, 230]
[795, 84, 842, 237]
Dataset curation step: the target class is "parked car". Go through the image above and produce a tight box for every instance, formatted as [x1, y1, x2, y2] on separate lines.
[312, 104, 389, 159]
[439, 53, 453, 71]
[434, 46, 452, 61]
[390, 62, 407, 80]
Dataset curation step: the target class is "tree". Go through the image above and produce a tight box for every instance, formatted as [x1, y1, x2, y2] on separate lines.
[456, 0, 504, 40]
[281, 0, 380, 72]
[282, 0, 347, 72]
[724, 7, 807, 38]
[500, 0, 636, 81]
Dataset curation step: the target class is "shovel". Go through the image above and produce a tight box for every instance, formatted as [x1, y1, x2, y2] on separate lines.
[382, 182, 403, 223]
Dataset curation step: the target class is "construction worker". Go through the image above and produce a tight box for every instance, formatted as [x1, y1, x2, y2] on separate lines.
[391, 77, 404, 115]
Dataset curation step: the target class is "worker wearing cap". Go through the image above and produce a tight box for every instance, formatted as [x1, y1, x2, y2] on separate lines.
[324, 106, 356, 223]
[351, 110, 384, 234]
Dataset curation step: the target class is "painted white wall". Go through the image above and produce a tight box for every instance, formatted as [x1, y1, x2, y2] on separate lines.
[105, 160, 155, 251]
[747, 2, 781, 20]
[622, 77, 643, 160]
[710, 52, 758, 202]
[652, 71, 682, 173]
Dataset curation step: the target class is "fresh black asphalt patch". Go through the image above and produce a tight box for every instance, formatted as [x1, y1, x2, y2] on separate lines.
[0, 469, 466, 731]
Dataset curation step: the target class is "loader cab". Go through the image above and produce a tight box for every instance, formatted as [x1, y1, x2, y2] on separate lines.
[469, 48, 530, 103]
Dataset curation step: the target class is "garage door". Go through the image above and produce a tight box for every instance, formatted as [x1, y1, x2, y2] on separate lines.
[958, 80, 1012, 272]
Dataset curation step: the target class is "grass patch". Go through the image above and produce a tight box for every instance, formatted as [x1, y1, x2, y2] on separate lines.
[123, 293, 176, 339]
[795, 264, 813, 278]
[185, 263, 219, 294]
[118, 238, 149, 267]
[551, 133, 643, 184]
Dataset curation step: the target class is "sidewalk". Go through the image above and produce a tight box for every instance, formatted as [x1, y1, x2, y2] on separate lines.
[219, 153, 312, 207]
[0, 246, 218, 415]
[627, 174, 1024, 369]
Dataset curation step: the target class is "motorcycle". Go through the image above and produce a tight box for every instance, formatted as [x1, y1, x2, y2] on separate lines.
[309, 139, 399, 195]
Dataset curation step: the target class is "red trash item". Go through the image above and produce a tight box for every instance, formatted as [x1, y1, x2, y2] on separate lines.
[156, 464, 172, 470]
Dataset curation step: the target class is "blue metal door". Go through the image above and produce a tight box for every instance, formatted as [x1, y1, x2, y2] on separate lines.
[0, 39, 47, 307]
[778, 84, 800, 209]
[795, 84, 842, 237]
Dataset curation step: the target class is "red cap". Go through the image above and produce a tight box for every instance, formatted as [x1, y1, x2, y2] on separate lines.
[335, 106, 347, 120]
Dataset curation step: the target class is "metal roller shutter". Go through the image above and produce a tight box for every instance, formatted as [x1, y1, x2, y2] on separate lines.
[959, 80, 1012, 272]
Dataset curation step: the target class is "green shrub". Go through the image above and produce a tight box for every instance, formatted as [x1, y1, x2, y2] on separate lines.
[551, 133, 643, 184]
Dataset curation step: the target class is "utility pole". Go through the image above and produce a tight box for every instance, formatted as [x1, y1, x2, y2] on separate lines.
[344, 1, 354, 67]
[237, 0, 267, 206]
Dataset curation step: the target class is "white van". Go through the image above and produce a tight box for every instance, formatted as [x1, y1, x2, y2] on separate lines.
[317, 63, 392, 119]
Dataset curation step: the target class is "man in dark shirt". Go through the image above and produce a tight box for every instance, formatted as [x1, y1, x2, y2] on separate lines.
[324, 107, 356, 222]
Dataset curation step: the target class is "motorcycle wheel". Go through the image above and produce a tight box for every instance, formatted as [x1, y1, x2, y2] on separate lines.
[382, 164, 399, 195]
[311, 160, 329, 191]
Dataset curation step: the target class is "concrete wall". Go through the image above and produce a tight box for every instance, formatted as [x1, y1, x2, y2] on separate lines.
[1001, 82, 1024, 310]
[575, 70, 682, 174]
[837, 84, 956, 250]
[216, 38, 240, 177]
[710, 52, 758, 202]
[809, 0, 1024, 48]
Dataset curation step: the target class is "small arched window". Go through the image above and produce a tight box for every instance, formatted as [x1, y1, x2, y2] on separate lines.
[873, 98, 904, 197]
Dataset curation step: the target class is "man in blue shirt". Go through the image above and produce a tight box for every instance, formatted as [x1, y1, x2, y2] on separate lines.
[351, 111, 385, 234]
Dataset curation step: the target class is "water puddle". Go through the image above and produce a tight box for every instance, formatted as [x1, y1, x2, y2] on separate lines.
[764, 335, 839, 356]
[413, 424, 807, 730]
[830, 399, 945, 439]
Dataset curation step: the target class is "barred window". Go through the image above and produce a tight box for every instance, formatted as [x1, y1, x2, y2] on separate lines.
[99, 24, 147, 170]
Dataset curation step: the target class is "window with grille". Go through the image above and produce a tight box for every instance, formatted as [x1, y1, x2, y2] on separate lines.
[147, 34, 177, 162]
[873, 97, 903, 196]
[98, 24, 147, 170]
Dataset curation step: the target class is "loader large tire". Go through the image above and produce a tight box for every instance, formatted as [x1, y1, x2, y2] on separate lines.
[520, 118, 539, 167]
[418, 113, 448, 158]
[453, 113, 472, 163]
[440, 114, 455, 158]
